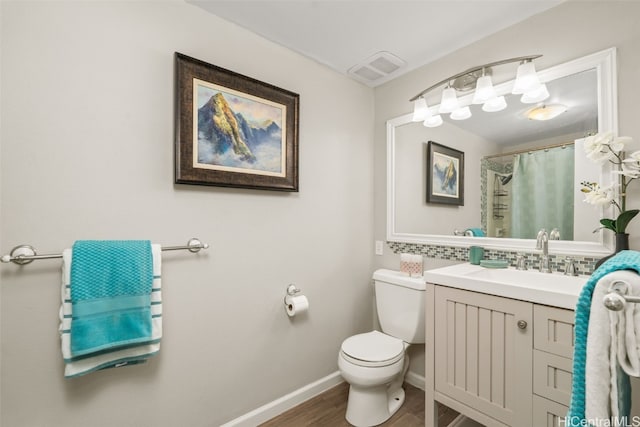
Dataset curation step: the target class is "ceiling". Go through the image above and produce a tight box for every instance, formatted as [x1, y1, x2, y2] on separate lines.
[188, 0, 563, 87]
[188, 0, 594, 147]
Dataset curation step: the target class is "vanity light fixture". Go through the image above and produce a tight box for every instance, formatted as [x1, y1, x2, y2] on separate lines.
[526, 104, 568, 121]
[521, 83, 550, 104]
[410, 55, 543, 127]
[423, 115, 443, 128]
[439, 86, 460, 114]
[471, 72, 497, 104]
[482, 95, 507, 113]
[411, 97, 431, 121]
[450, 106, 472, 120]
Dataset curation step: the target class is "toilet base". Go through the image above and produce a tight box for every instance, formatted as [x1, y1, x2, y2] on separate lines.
[345, 383, 405, 427]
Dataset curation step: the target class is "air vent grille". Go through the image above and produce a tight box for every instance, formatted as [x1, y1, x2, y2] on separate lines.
[348, 51, 406, 86]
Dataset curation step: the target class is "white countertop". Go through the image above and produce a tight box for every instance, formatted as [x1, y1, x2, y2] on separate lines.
[422, 263, 588, 310]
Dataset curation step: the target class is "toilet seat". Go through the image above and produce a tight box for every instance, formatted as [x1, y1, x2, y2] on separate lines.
[340, 331, 405, 367]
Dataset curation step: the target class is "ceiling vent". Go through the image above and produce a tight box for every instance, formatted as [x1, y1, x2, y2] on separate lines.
[348, 51, 407, 87]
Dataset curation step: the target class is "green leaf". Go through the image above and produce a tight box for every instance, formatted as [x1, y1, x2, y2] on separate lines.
[600, 218, 617, 231]
[615, 209, 640, 233]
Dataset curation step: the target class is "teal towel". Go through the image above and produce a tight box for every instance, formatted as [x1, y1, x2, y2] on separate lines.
[567, 250, 640, 426]
[466, 227, 486, 237]
[70, 240, 153, 357]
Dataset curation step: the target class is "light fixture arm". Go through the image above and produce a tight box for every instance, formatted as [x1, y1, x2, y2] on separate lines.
[409, 54, 542, 102]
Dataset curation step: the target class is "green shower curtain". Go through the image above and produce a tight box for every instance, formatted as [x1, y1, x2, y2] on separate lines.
[510, 146, 575, 240]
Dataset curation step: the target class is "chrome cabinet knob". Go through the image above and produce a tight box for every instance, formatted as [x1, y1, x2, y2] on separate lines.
[517, 320, 528, 330]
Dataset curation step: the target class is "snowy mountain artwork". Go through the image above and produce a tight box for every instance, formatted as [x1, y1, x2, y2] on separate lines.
[195, 80, 285, 177]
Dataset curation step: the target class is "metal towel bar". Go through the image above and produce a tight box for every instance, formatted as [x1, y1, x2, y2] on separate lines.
[1, 238, 209, 266]
[603, 286, 640, 311]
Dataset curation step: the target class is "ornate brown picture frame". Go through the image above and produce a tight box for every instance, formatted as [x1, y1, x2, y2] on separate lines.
[175, 53, 299, 191]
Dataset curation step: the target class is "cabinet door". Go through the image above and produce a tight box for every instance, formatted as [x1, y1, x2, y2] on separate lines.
[434, 286, 533, 427]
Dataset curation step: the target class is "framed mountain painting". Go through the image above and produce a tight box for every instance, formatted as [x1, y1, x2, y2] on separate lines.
[426, 141, 464, 205]
[175, 53, 299, 191]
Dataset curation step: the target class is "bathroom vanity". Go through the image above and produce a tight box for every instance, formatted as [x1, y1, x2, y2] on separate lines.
[423, 263, 585, 427]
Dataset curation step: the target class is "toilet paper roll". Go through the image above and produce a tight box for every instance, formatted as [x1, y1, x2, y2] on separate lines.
[286, 295, 309, 317]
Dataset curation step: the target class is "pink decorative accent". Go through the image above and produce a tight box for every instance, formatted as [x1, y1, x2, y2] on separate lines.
[400, 253, 423, 277]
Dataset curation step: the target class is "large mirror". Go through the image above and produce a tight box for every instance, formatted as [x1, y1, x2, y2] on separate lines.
[387, 48, 617, 255]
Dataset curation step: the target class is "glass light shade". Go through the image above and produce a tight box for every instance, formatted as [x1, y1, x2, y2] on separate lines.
[521, 83, 550, 104]
[512, 61, 542, 95]
[412, 98, 431, 121]
[439, 87, 460, 114]
[450, 106, 472, 120]
[472, 75, 497, 104]
[423, 114, 443, 128]
[526, 104, 567, 121]
[482, 96, 507, 112]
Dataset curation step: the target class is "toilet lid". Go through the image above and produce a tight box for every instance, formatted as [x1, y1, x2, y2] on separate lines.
[341, 331, 404, 366]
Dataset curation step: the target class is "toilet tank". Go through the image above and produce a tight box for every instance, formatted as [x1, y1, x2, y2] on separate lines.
[373, 269, 425, 344]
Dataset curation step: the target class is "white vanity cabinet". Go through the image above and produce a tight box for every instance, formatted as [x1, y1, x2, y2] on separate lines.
[425, 283, 575, 427]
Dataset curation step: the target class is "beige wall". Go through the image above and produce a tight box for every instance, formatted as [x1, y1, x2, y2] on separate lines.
[0, 1, 374, 426]
[374, 0, 640, 377]
[394, 120, 499, 235]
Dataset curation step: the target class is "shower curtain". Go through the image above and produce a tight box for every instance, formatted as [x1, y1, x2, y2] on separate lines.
[510, 146, 575, 240]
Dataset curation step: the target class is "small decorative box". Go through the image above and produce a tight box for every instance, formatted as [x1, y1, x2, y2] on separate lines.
[400, 253, 423, 277]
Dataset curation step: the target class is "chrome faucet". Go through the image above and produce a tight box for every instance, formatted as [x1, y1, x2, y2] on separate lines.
[564, 257, 578, 276]
[536, 228, 552, 273]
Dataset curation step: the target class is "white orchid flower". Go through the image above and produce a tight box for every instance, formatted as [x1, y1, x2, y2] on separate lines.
[584, 132, 615, 163]
[623, 150, 640, 163]
[583, 183, 615, 206]
[614, 167, 640, 179]
[610, 136, 633, 153]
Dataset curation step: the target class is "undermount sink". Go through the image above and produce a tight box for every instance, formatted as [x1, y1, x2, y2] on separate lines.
[423, 262, 588, 309]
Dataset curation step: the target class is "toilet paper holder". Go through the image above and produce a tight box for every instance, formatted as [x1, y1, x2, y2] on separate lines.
[284, 284, 309, 317]
[284, 284, 301, 306]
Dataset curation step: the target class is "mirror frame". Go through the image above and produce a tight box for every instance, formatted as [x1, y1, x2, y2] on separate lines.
[386, 48, 617, 256]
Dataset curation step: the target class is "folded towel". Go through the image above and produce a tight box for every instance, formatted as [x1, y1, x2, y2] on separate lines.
[70, 240, 153, 356]
[465, 228, 485, 237]
[611, 275, 640, 377]
[585, 270, 635, 423]
[568, 250, 640, 426]
[60, 243, 162, 378]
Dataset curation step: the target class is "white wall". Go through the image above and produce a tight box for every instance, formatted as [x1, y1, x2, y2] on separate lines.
[0, 1, 374, 426]
[374, 0, 640, 377]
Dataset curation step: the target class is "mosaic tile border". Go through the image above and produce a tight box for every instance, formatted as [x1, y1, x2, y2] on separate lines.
[388, 241, 599, 276]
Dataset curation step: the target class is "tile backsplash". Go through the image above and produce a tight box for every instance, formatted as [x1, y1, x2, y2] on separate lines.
[388, 241, 598, 276]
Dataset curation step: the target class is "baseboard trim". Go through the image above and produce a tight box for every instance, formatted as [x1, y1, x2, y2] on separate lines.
[405, 370, 425, 390]
[220, 371, 344, 427]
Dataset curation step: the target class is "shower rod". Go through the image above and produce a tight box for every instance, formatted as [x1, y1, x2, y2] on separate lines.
[1, 238, 209, 266]
[484, 140, 574, 160]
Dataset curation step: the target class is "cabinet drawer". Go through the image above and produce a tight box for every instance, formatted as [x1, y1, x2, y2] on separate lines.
[533, 350, 573, 406]
[534, 305, 575, 358]
[533, 395, 568, 427]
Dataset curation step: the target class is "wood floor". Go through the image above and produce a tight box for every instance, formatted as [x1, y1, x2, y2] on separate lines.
[260, 382, 459, 427]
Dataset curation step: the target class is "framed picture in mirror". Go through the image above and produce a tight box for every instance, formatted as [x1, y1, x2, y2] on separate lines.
[427, 141, 464, 205]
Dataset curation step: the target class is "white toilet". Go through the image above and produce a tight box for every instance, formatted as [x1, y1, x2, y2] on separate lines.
[338, 269, 425, 427]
